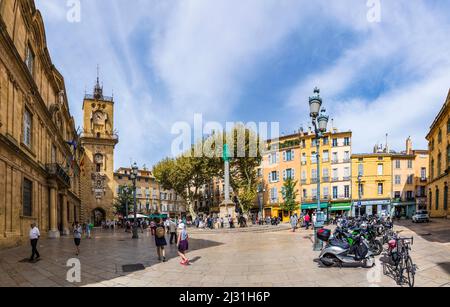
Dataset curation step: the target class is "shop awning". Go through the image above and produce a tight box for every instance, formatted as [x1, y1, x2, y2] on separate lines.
[301, 203, 328, 210]
[392, 202, 416, 207]
[329, 202, 352, 212]
[148, 214, 168, 219]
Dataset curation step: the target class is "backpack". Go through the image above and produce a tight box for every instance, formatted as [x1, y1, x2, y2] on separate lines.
[155, 226, 165, 239]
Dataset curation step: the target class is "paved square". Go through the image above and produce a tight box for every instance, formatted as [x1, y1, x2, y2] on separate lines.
[0, 220, 449, 287]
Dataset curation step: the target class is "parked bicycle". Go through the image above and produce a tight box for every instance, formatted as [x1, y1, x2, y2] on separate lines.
[384, 234, 416, 287]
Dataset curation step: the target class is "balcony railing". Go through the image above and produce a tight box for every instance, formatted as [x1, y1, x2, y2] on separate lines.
[323, 177, 330, 183]
[80, 132, 119, 142]
[301, 179, 307, 185]
[343, 176, 351, 181]
[332, 177, 340, 182]
[84, 94, 114, 102]
[311, 178, 318, 184]
[46, 164, 71, 187]
[331, 160, 339, 164]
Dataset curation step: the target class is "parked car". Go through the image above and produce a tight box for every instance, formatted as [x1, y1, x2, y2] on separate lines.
[412, 210, 430, 223]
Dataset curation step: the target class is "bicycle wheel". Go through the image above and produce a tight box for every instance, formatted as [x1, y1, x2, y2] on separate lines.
[397, 259, 404, 285]
[405, 256, 415, 288]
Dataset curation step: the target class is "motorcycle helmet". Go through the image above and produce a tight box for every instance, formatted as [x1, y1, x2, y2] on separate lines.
[388, 239, 397, 250]
[360, 223, 368, 231]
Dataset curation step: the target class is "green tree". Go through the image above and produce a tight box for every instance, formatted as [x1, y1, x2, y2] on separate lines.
[114, 185, 134, 217]
[153, 145, 221, 219]
[228, 125, 262, 214]
[281, 177, 299, 216]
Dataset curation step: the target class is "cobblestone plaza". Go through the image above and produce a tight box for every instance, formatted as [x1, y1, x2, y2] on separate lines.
[0, 220, 449, 287]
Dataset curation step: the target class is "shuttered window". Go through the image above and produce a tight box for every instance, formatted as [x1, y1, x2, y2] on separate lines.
[23, 178, 33, 217]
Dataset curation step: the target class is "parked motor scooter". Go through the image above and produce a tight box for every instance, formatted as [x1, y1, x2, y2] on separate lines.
[318, 229, 375, 268]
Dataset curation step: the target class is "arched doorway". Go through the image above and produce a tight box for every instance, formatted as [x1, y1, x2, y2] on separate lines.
[92, 208, 106, 227]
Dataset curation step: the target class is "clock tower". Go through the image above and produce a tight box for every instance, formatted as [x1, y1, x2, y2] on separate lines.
[80, 75, 118, 225]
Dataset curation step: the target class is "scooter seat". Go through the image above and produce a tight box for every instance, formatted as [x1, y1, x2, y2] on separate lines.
[329, 238, 350, 250]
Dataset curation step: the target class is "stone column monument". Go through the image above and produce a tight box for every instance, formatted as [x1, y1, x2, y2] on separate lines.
[220, 144, 236, 228]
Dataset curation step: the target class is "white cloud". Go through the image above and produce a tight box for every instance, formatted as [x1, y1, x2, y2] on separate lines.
[35, 0, 450, 168]
[285, 0, 450, 152]
[150, 0, 313, 119]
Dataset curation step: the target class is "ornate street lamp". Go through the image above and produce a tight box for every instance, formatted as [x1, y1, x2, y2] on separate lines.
[123, 186, 130, 230]
[308, 87, 329, 251]
[130, 162, 139, 239]
[309, 87, 323, 118]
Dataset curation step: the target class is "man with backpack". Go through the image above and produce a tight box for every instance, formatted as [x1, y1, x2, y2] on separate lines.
[154, 219, 167, 262]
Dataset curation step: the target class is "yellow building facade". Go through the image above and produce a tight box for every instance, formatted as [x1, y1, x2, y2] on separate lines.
[426, 90, 450, 218]
[352, 153, 393, 217]
[0, 0, 82, 248]
[352, 138, 429, 218]
[262, 130, 353, 221]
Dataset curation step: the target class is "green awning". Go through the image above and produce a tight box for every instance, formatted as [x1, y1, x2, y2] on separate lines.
[301, 203, 328, 210]
[148, 214, 168, 219]
[330, 202, 352, 211]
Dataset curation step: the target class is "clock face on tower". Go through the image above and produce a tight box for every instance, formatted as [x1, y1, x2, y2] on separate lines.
[94, 153, 103, 164]
[93, 111, 105, 125]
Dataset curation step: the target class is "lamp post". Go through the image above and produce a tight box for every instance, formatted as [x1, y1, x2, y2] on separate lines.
[123, 186, 130, 232]
[308, 87, 329, 252]
[358, 174, 362, 218]
[130, 162, 139, 239]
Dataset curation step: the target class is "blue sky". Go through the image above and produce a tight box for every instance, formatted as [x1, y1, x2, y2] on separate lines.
[35, 0, 450, 169]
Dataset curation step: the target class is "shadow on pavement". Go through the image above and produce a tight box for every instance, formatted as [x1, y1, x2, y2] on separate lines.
[2, 230, 224, 287]
[437, 262, 450, 275]
[396, 219, 450, 244]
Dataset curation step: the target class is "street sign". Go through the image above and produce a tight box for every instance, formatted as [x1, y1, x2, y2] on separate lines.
[358, 201, 362, 208]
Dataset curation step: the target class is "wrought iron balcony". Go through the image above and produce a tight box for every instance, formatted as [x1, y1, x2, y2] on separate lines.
[46, 164, 71, 187]
[84, 94, 114, 102]
[323, 177, 330, 183]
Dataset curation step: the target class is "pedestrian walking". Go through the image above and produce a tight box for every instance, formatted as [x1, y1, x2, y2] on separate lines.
[229, 216, 234, 228]
[312, 213, 317, 228]
[73, 222, 82, 256]
[85, 222, 91, 239]
[177, 223, 189, 265]
[304, 214, 311, 230]
[169, 219, 178, 244]
[29, 223, 40, 262]
[150, 219, 156, 236]
[154, 219, 167, 262]
[290, 214, 298, 232]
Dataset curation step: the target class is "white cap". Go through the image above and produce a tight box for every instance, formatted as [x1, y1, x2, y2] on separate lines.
[178, 223, 185, 229]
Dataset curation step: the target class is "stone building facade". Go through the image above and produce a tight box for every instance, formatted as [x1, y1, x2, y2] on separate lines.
[426, 90, 450, 218]
[114, 167, 186, 218]
[0, 0, 82, 248]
